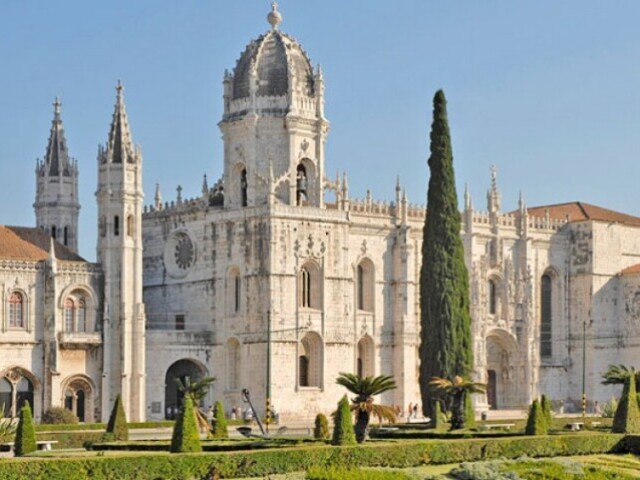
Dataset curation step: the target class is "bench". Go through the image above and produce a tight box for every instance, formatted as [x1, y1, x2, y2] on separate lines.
[567, 422, 584, 431]
[1, 440, 58, 452]
[479, 423, 515, 431]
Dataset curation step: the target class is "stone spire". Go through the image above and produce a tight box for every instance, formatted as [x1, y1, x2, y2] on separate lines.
[103, 81, 138, 164]
[486, 165, 501, 213]
[43, 97, 73, 177]
[34, 97, 80, 253]
[154, 183, 162, 210]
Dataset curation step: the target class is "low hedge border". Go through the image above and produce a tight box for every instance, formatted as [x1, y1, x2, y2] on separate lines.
[90, 438, 321, 452]
[35, 421, 175, 432]
[0, 433, 627, 479]
[370, 429, 520, 440]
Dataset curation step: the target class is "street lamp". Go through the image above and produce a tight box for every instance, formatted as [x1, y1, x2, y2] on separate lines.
[582, 320, 587, 418]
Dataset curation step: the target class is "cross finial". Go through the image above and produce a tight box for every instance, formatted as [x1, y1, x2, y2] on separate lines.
[267, 1, 282, 30]
[176, 185, 183, 203]
[53, 97, 61, 116]
[116, 80, 124, 102]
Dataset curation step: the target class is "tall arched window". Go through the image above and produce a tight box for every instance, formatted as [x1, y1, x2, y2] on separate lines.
[301, 267, 311, 308]
[9, 292, 24, 328]
[77, 299, 86, 332]
[126, 215, 134, 237]
[299, 263, 321, 309]
[65, 298, 75, 332]
[296, 164, 308, 206]
[488, 279, 497, 315]
[227, 268, 241, 315]
[356, 259, 374, 312]
[51, 225, 57, 239]
[114, 215, 120, 236]
[234, 275, 241, 313]
[63, 226, 68, 246]
[240, 169, 248, 207]
[540, 274, 553, 358]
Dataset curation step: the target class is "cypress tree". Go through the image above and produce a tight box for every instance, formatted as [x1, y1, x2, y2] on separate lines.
[541, 394, 552, 430]
[613, 375, 640, 433]
[170, 395, 202, 453]
[105, 394, 128, 441]
[431, 401, 444, 430]
[464, 391, 476, 429]
[210, 400, 228, 439]
[332, 395, 356, 446]
[419, 90, 473, 418]
[314, 413, 330, 440]
[14, 402, 36, 456]
[525, 399, 547, 435]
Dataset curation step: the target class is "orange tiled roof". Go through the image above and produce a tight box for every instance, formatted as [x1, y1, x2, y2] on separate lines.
[0, 226, 85, 262]
[525, 202, 640, 228]
[620, 264, 640, 276]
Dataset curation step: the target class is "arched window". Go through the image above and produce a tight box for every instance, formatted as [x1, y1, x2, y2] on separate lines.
[299, 332, 323, 388]
[296, 164, 308, 206]
[299, 263, 321, 309]
[114, 215, 120, 236]
[357, 336, 374, 378]
[356, 259, 374, 312]
[77, 299, 86, 332]
[488, 279, 497, 315]
[126, 215, 134, 237]
[227, 268, 241, 315]
[540, 274, 553, 358]
[301, 267, 311, 308]
[0, 378, 11, 417]
[226, 339, 240, 391]
[15, 377, 34, 414]
[240, 169, 248, 207]
[51, 225, 57, 239]
[63, 226, 68, 246]
[1, 369, 36, 418]
[9, 292, 24, 328]
[65, 298, 75, 332]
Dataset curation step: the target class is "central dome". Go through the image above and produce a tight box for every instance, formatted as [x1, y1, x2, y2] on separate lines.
[232, 29, 315, 100]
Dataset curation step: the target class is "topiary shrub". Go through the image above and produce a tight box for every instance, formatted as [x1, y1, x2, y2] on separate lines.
[541, 394, 552, 429]
[105, 394, 128, 441]
[525, 399, 547, 435]
[332, 395, 356, 446]
[613, 375, 640, 433]
[431, 401, 445, 430]
[14, 402, 37, 456]
[210, 400, 228, 439]
[170, 395, 202, 453]
[42, 407, 79, 425]
[464, 391, 476, 429]
[314, 413, 330, 440]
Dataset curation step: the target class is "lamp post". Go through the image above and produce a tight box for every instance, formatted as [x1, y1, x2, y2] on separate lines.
[582, 320, 586, 418]
[265, 310, 272, 433]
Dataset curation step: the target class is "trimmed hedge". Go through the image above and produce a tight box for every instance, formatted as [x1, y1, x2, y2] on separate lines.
[0, 434, 627, 479]
[91, 438, 317, 452]
[35, 421, 175, 432]
[14, 403, 37, 456]
[105, 394, 128, 441]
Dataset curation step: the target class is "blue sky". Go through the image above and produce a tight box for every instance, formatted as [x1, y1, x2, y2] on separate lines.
[2, 1, 640, 260]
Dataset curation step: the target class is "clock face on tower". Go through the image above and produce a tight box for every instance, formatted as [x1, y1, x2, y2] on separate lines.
[164, 230, 196, 278]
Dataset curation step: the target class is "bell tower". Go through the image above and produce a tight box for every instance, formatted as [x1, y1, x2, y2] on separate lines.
[219, 3, 329, 208]
[96, 82, 146, 422]
[34, 98, 80, 253]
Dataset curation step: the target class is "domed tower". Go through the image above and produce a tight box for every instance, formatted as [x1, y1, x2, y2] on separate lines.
[219, 2, 329, 208]
[34, 98, 80, 253]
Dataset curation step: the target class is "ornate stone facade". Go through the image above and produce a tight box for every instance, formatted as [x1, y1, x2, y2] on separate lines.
[3, 4, 640, 424]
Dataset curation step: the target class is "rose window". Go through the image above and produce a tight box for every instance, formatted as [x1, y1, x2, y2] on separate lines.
[174, 235, 194, 270]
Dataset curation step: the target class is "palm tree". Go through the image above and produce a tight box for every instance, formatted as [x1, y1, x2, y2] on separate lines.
[429, 376, 486, 430]
[175, 376, 216, 433]
[602, 365, 640, 388]
[336, 373, 397, 443]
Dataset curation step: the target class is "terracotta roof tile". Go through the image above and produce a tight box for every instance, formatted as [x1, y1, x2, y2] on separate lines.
[620, 264, 640, 276]
[525, 202, 640, 228]
[0, 226, 85, 262]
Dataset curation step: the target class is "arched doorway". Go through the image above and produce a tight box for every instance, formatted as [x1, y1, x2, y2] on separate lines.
[0, 368, 37, 418]
[485, 330, 524, 409]
[164, 359, 207, 419]
[61, 376, 94, 423]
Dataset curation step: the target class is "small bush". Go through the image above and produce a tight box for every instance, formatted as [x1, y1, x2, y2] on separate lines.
[613, 375, 640, 433]
[525, 399, 547, 435]
[41, 407, 79, 425]
[307, 466, 413, 479]
[602, 397, 618, 418]
[314, 413, 330, 440]
[210, 400, 228, 439]
[14, 402, 36, 456]
[105, 394, 128, 441]
[170, 395, 202, 453]
[332, 395, 356, 446]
